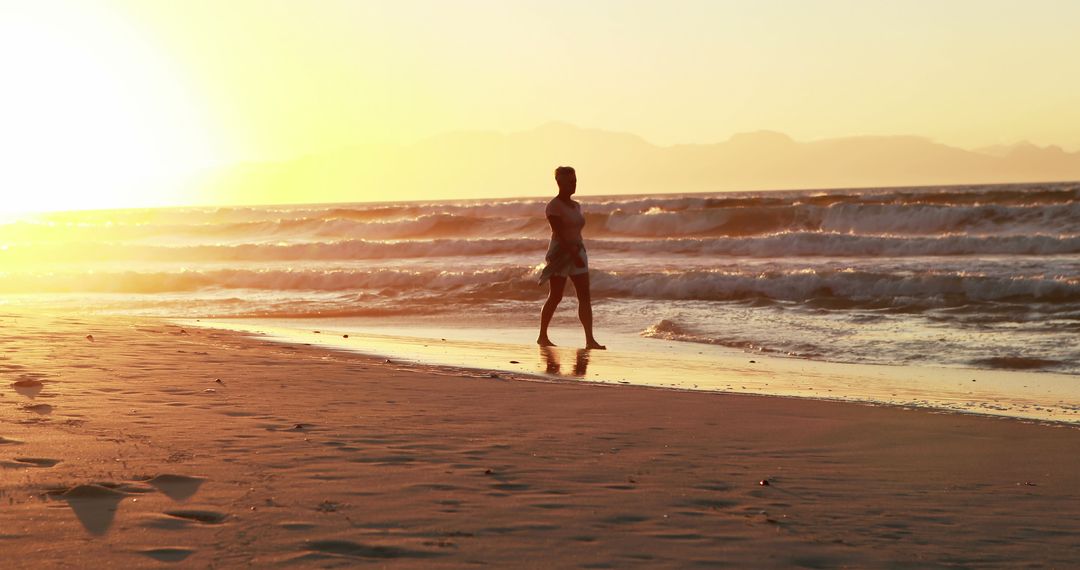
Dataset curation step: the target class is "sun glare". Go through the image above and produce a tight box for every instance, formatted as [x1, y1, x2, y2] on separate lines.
[0, 3, 220, 214]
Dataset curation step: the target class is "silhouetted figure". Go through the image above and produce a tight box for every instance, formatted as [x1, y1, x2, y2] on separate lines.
[538, 166, 605, 349]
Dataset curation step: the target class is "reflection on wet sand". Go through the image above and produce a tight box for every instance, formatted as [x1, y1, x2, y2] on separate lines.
[539, 347, 591, 378]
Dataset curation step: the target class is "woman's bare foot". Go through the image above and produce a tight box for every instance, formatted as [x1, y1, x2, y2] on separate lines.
[585, 340, 606, 350]
[537, 336, 557, 347]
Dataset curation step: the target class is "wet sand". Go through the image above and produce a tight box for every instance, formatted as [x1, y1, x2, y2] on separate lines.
[1, 310, 1078, 568]
[192, 318, 1080, 424]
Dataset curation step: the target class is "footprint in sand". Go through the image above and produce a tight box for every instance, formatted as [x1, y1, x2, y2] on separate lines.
[138, 548, 196, 563]
[145, 474, 206, 502]
[0, 457, 60, 469]
[12, 379, 44, 398]
[51, 484, 128, 536]
[164, 510, 229, 525]
[21, 403, 53, 415]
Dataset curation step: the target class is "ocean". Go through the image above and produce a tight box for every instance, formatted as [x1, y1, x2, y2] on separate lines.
[3, 182, 1077, 374]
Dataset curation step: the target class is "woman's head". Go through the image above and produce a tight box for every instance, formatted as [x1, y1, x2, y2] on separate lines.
[554, 166, 576, 195]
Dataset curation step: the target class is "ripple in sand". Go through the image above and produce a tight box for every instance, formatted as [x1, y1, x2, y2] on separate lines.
[164, 510, 229, 525]
[598, 514, 650, 525]
[0, 436, 24, 445]
[302, 540, 440, 560]
[139, 548, 196, 563]
[683, 498, 740, 510]
[279, 521, 318, 531]
[139, 515, 196, 530]
[146, 474, 206, 502]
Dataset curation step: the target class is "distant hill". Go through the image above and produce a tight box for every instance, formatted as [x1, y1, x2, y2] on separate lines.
[191, 122, 1080, 205]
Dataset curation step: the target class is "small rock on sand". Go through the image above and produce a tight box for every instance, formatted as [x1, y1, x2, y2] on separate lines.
[86, 334, 94, 342]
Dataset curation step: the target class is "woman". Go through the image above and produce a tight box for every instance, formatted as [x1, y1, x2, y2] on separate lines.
[537, 166, 605, 349]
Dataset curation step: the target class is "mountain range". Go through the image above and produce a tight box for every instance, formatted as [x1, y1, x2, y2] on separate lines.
[192, 122, 1080, 204]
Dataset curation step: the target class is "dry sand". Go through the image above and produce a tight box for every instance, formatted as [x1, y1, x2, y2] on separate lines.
[1, 310, 1078, 568]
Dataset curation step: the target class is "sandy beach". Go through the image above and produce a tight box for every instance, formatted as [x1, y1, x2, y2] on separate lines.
[2, 310, 1078, 568]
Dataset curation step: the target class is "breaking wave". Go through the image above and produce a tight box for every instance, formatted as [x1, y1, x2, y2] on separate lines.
[7, 233, 1080, 264]
[4, 266, 1077, 309]
[4, 183, 1076, 246]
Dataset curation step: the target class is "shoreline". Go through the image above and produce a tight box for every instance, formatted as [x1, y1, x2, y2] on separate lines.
[2, 310, 1079, 568]
[184, 317, 1080, 426]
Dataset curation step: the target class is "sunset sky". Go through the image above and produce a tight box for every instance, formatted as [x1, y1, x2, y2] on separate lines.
[2, 0, 1078, 212]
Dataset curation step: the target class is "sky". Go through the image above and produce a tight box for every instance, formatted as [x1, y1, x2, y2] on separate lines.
[1, 0, 1078, 212]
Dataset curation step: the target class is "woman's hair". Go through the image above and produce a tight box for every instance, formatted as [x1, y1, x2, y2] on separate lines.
[554, 166, 575, 180]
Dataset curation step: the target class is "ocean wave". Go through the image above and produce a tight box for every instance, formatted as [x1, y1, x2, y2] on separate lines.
[8, 233, 1078, 265]
[4, 266, 1077, 309]
[641, 319, 778, 351]
[5, 202, 1077, 248]
[0, 238, 548, 263]
[615, 233, 1080, 257]
[6, 184, 1076, 245]
[590, 268, 1080, 306]
[640, 319, 823, 357]
[603, 202, 1080, 238]
[0, 267, 532, 295]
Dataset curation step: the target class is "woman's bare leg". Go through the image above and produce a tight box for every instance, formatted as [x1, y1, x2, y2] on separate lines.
[538, 276, 566, 346]
[570, 273, 605, 349]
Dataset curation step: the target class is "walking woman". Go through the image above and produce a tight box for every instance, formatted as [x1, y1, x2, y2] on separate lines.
[537, 166, 605, 349]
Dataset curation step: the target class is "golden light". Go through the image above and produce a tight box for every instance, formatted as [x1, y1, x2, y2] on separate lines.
[0, 2, 221, 214]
